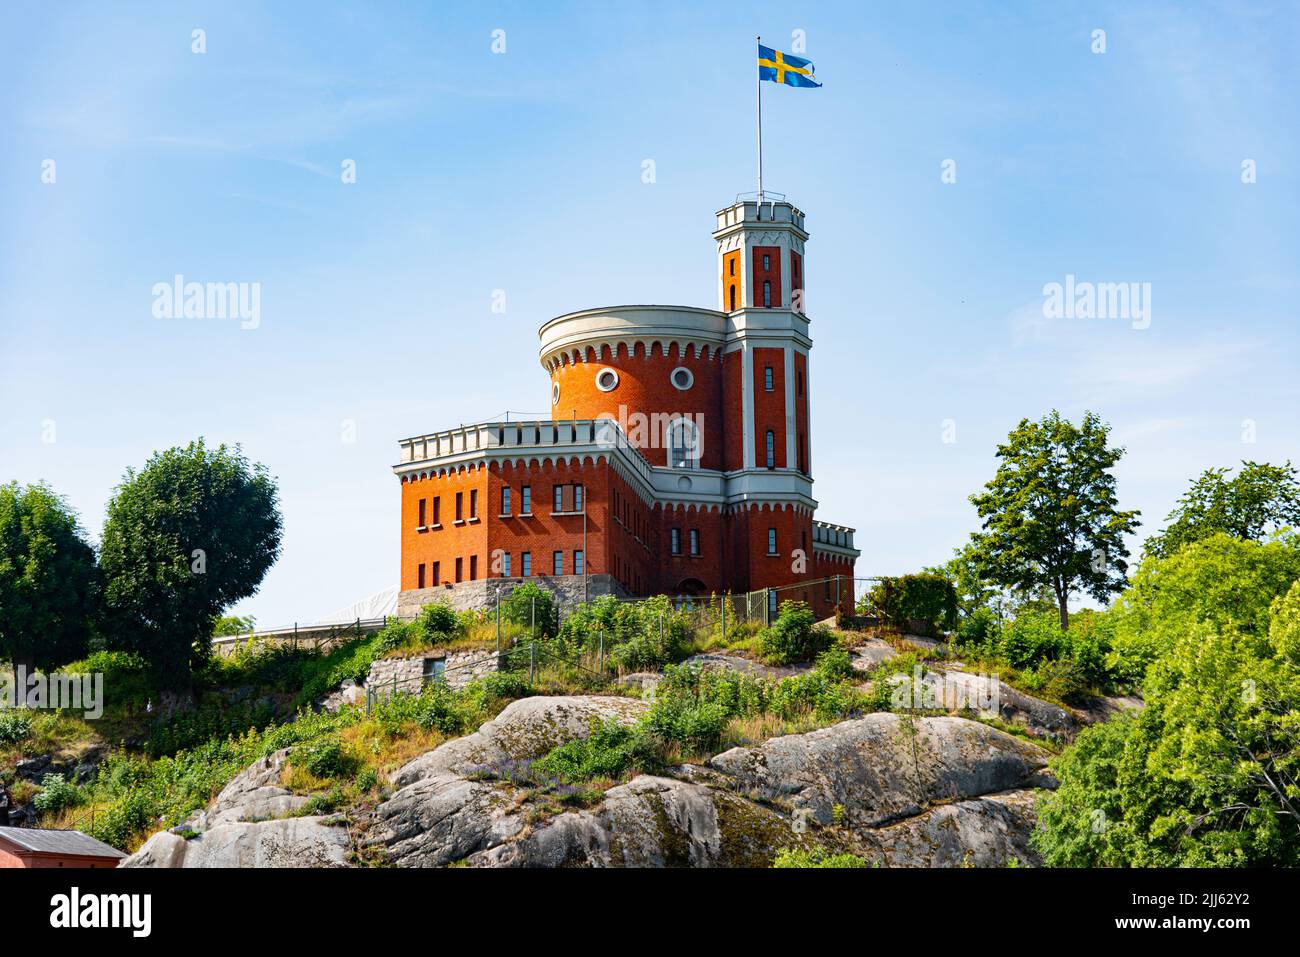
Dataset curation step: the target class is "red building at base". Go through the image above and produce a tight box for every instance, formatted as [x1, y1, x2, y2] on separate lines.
[394, 195, 859, 619]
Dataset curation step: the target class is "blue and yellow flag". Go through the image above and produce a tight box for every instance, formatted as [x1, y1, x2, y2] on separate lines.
[758, 44, 821, 88]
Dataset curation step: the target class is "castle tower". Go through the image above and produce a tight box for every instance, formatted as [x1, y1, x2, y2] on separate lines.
[713, 198, 812, 480]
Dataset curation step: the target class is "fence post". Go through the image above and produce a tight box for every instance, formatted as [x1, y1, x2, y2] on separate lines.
[529, 639, 536, 683]
[835, 575, 841, 614]
[598, 630, 605, 674]
[531, 596, 536, 644]
[496, 588, 502, 653]
[720, 592, 727, 639]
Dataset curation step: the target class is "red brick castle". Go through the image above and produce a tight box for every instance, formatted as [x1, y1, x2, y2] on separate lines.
[394, 194, 859, 619]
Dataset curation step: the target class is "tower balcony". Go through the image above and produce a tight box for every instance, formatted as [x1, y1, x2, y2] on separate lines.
[813, 520, 859, 559]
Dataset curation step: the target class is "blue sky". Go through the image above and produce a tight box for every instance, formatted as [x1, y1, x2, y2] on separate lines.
[2, 2, 1297, 625]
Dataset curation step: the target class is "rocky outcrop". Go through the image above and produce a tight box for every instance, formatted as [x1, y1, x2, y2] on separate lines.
[679, 654, 811, 680]
[391, 694, 650, 787]
[124, 815, 351, 868]
[888, 669, 1078, 739]
[703, 714, 1049, 829]
[367, 710, 1054, 868]
[121, 747, 353, 868]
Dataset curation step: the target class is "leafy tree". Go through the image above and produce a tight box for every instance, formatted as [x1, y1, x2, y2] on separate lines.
[99, 440, 282, 687]
[1145, 460, 1300, 559]
[968, 411, 1140, 630]
[212, 614, 255, 637]
[499, 582, 556, 638]
[1107, 533, 1300, 687]
[0, 482, 98, 681]
[1035, 581, 1300, 866]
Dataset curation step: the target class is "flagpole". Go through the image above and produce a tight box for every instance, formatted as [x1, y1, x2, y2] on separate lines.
[756, 35, 764, 205]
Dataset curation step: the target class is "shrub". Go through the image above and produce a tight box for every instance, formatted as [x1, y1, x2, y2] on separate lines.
[996, 610, 1066, 670]
[532, 719, 654, 783]
[33, 773, 82, 815]
[289, 737, 355, 779]
[772, 847, 870, 868]
[0, 709, 33, 745]
[759, 601, 832, 664]
[500, 583, 556, 638]
[957, 606, 1000, 649]
[868, 574, 959, 632]
[417, 602, 461, 641]
[66, 650, 153, 711]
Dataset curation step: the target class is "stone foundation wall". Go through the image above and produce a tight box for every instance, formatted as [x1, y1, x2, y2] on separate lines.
[365, 648, 506, 698]
[395, 573, 630, 620]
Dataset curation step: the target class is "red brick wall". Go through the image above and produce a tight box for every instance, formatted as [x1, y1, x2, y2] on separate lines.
[751, 245, 782, 307]
[400, 467, 490, 590]
[794, 350, 809, 476]
[486, 459, 608, 581]
[721, 350, 744, 472]
[550, 342, 724, 471]
[752, 347, 787, 469]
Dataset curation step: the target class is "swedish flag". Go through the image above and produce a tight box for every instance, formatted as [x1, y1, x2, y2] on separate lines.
[758, 44, 821, 88]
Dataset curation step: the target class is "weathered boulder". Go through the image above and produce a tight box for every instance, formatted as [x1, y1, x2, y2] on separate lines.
[391, 695, 650, 787]
[678, 654, 810, 680]
[861, 788, 1041, 867]
[849, 638, 899, 672]
[889, 669, 1078, 738]
[123, 815, 351, 868]
[186, 748, 312, 829]
[467, 775, 810, 868]
[705, 713, 1050, 829]
[366, 773, 526, 867]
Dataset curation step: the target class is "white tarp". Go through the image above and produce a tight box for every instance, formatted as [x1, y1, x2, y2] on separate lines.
[312, 586, 399, 625]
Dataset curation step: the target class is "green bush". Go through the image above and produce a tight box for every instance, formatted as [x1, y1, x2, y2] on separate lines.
[417, 602, 461, 641]
[33, 773, 82, 815]
[66, 651, 153, 711]
[996, 610, 1066, 670]
[772, 847, 870, 868]
[759, 601, 832, 664]
[289, 736, 356, 779]
[957, 606, 1000, 649]
[533, 719, 656, 783]
[556, 594, 692, 670]
[0, 709, 33, 745]
[501, 583, 556, 638]
[868, 574, 959, 632]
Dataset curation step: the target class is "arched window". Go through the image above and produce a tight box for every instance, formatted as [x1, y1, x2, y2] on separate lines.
[729, 286, 736, 310]
[669, 417, 700, 469]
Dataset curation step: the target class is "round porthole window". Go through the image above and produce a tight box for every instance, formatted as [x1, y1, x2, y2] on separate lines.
[595, 368, 619, 392]
[670, 366, 694, 391]
[552, 381, 560, 405]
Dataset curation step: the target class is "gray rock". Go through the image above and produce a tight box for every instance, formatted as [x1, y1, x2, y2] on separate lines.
[706, 713, 1050, 829]
[888, 668, 1078, 739]
[849, 639, 899, 672]
[467, 775, 809, 868]
[123, 815, 351, 868]
[200, 748, 312, 827]
[678, 654, 811, 680]
[862, 789, 1042, 867]
[391, 695, 650, 787]
[366, 773, 526, 867]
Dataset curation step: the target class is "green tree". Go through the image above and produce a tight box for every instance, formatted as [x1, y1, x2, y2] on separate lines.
[1145, 460, 1300, 559]
[1107, 533, 1300, 687]
[99, 440, 282, 687]
[1035, 581, 1300, 867]
[968, 411, 1140, 630]
[212, 614, 255, 637]
[0, 482, 98, 681]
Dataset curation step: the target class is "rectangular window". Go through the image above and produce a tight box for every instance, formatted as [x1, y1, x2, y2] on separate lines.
[521, 486, 532, 515]
[470, 554, 478, 580]
[432, 497, 440, 526]
[553, 550, 563, 576]
[522, 551, 532, 577]
[766, 430, 775, 468]
[763, 254, 770, 270]
[768, 589, 778, 620]
[574, 484, 584, 512]
[432, 561, 440, 585]
[763, 280, 771, 307]
[797, 370, 804, 396]
[502, 487, 512, 515]
[455, 557, 463, 582]
[455, 492, 463, 522]
[417, 563, 426, 589]
[671, 528, 681, 555]
[689, 528, 700, 556]
[574, 550, 584, 575]
[554, 485, 564, 512]
[470, 489, 478, 519]
[501, 552, 511, 577]
[767, 528, 778, 555]
[764, 366, 774, 391]
[423, 658, 446, 684]
[418, 498, 427, 528]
